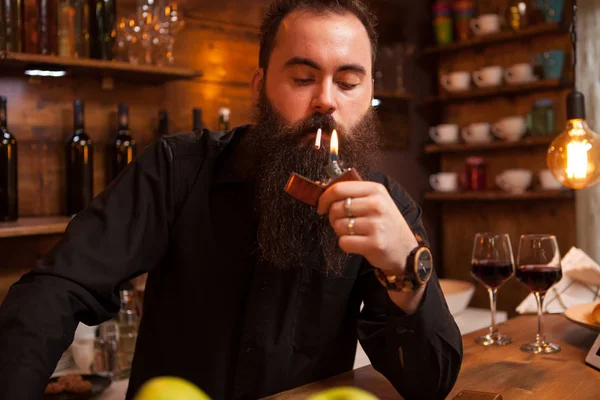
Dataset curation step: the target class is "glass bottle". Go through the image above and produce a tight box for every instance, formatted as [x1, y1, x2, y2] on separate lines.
[22, 0, 38, 53]
[37, 0, 58, 54]
[73, 0, 89, 58]
[157, 110, 169, 137]
[90, 0, 116, 60]
[528, 98, 555, 137]
[193, 108, 203, 131]
[3, 0, 24, 52]
[110, 104, 136, 182]
[218, 107, 230, 131]
[65, 99, 94, 216]
[0, 96, 18, 222]
[58, 0, 76, 57]
[117, 284, 139, 377]
[95, 320, 120, 377]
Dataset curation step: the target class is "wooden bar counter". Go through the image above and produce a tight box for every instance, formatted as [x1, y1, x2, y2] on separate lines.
[264, 315, 600, 399]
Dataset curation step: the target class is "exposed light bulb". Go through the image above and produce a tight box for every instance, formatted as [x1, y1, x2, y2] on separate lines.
[547, 92, 600, 189]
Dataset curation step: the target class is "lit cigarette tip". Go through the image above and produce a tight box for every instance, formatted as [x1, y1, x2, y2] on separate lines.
[314, 128, 322, 150]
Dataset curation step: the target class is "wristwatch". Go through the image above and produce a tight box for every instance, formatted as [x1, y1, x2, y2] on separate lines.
[374, 234, 433, 292]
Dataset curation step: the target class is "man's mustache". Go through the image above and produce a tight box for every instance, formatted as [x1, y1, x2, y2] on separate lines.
[292, 113, 339, 137]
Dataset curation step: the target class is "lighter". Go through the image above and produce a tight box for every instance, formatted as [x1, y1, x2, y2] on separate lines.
[284, 129, 362, 206]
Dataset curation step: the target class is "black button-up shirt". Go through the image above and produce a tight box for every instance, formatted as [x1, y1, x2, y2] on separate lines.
[0, 126, 462, 400]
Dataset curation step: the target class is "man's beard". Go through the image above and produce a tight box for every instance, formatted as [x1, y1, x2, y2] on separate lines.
[245, 90, 382, 275]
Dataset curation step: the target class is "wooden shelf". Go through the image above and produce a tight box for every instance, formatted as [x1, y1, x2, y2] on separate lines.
[425, 190, 573, 201]
[421, 22, 565, 56]
[0, 51, 202, 83]
[374, 91, 414, 100]
[424, 136, 555, 154]
[423, 79, 572, 105]
[0, 216, 70, 239]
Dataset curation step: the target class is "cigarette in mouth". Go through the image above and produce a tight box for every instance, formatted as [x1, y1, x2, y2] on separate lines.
[314, 128, 322, 150]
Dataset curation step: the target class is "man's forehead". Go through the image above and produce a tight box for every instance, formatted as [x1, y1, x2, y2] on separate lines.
[272, 9, 372, 70]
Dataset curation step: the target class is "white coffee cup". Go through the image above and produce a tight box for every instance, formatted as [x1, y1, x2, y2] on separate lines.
[441, 71, 471, 92]
[430, 124, 459, 144]
[539, 169, 563, 190]
[504, 63, 536, 85]
[430, 173, 459, 192]
[470, 14, 502, 36]
[492, 116, 528, 141]
[461, 123, 492, 143]
[472, 66, 503, 87]
[496, 169, 533, 193]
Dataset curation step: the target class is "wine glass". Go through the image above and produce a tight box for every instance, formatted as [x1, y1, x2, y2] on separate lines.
[471, 233, 515, 346]
[516, 234, 562, 354]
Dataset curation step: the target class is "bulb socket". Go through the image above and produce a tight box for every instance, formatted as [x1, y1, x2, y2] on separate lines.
[567, 91, 586, 120]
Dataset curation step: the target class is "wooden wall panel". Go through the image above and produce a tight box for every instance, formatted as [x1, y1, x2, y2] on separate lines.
[0, 0, 271, 296]
[431, 0, 577, 314]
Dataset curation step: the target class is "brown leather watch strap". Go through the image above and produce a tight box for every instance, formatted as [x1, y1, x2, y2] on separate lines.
[373, 234, 428, 292]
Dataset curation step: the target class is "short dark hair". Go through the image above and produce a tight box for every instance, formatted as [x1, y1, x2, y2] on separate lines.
[259, 0, 378, 71]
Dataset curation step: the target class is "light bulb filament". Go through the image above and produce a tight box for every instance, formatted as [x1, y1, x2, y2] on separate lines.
[566, 139, 591, 180]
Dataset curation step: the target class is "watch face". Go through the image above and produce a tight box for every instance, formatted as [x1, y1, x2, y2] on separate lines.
[415, 248, 433, 283]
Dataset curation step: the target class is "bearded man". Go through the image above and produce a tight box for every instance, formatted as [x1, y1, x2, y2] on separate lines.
[0, 1, 462, 399]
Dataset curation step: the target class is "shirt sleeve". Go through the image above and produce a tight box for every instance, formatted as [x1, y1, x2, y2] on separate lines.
[356, 178, 463, 400]
[0, 139, 175, 400]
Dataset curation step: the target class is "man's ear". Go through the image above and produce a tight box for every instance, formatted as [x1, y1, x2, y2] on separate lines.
[251, 68, 265, 102]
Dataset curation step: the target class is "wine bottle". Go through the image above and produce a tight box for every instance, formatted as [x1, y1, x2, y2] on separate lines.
[37, 0, 58, 55]
[66, 99, 94, 216]
[218, 107, 230, 131]
[0, 5, 6, 51]
[23, 0, 38, 53]
[90, 0, 115, 60]
[73, 0, 89, 58]
[0, 96, 18, 221]
[193, 108, 203, 131]
[3, 0, 24, 52]
[57, 0, 76, 57]
[158, 110, 169, 137]
[110, 104, 136, 181]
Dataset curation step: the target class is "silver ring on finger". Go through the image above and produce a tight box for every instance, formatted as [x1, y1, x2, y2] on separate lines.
[344, 197, 353, 218]
[347, 217, 356, 235]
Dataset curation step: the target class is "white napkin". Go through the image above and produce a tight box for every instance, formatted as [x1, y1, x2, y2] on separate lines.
[516, 247, 600, 314]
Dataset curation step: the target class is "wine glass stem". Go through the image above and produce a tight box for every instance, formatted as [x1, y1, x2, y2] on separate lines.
[534, 291, 546, 345]
[488, 287, 498, 337]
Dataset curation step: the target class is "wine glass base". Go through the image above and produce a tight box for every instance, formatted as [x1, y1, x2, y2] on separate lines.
[475, 333, 512, 346]
[520, 341, 561, 354]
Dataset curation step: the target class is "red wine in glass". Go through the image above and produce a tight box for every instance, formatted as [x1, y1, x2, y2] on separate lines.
[516, 265, 562, 294]
[516, 234, 562, 354]
[471, 233, 515, 346]
[471, 260, 514, 288]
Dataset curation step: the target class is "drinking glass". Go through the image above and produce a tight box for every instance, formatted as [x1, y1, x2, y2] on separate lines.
[471, 233, 515, 346]
[516, 234, 562, 354]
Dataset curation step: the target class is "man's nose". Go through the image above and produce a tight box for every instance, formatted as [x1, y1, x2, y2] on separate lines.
[311, 81, 336, 115]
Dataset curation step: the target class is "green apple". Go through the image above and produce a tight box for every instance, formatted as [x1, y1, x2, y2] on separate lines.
[307, 386, 380, 400]
[133, 376, 211, 400]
